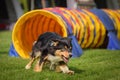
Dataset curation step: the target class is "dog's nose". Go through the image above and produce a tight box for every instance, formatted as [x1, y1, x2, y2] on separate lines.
[69, 54, 72, 58]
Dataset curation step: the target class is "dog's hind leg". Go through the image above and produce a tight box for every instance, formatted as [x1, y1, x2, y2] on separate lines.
[34, 56, 48, 72]
[25, 51, 41, 69]
[25, 58, 35, 69]
[34, 59, 41, 72]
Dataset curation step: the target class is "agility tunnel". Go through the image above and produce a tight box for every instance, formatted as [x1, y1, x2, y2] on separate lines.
[9, 7, 120, 59]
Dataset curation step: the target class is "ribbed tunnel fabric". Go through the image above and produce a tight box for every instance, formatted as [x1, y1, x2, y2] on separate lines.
[10, 7, 120, 59]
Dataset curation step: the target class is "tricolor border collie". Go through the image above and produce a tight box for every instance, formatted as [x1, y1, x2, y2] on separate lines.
[25, 32, 74, 74]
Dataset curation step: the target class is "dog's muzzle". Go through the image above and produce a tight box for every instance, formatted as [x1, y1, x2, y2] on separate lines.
[61, 52, 72, 63]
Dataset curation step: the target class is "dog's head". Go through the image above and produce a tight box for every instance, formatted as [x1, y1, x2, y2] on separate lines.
[49, 37, 72, 63]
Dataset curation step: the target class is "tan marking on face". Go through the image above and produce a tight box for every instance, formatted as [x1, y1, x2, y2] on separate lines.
[55, 49, 70, 58]
[61, 51, 69, 58]
[54, 45, 72, 60]
[55, 50, 62, 56]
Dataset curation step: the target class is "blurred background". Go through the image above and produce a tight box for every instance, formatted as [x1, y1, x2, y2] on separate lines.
[0, 0, 120, 30]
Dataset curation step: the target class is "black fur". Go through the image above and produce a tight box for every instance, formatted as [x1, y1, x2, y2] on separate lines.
[26, 32, 74, 74]
[31, 32, 72, 65]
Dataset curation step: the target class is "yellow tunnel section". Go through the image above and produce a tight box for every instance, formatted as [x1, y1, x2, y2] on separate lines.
[12, 9, 67, 59]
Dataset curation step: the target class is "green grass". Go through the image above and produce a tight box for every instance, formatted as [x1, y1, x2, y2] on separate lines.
[0, 31, 120, 80]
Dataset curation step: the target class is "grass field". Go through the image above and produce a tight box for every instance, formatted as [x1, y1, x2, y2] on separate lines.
[0, 31, 120, 80]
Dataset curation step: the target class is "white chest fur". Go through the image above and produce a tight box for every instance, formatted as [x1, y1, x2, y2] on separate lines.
[47, 54, 63, 70]
[47, 54, 63, 63]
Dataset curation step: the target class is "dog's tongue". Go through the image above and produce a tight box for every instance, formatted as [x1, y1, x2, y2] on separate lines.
[63, 57, 69, 63]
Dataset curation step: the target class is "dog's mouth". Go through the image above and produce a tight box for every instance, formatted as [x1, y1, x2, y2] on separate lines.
[62, 55, 69, 63]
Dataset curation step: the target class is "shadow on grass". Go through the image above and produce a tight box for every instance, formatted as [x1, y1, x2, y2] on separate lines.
[0, 51, 9, 54]
[70, 66, 85, 74]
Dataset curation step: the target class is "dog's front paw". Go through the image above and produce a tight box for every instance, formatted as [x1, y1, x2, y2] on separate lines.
[34, 66, 42, 72]
[67, 70, 74, 75]
[25, 65, 31, 69]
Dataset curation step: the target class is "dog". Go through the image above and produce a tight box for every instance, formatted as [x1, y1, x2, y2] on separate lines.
[25, 32, 74, 74]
